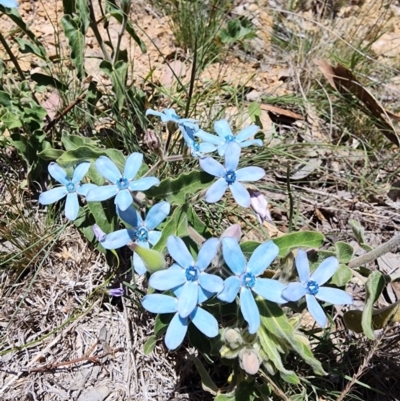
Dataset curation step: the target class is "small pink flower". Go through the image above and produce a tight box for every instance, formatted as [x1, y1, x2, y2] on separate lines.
[249, 190, 272, 224]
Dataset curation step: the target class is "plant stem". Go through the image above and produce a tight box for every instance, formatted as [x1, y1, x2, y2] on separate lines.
[0, 31, 25, 81]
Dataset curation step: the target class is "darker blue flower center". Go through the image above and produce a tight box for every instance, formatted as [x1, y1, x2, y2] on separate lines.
[136, 227, 148, 242]
[225, 134, 235, 142]
[242, 272, 256, 288]
[117, 177, 129, 190]
[192, 141, 200, 151]
[66, 182, 76, 193]
[185, 266, 199, 282]
[306, 280, 319, 295]
[225, 170, 236, 184]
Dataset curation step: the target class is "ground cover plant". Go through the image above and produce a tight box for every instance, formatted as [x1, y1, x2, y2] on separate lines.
[1, 0, 400, 400]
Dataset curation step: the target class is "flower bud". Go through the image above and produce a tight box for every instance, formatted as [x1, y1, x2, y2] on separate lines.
[108, 288, 124, 297]
[249, 190, 272, 224]
[224, 328, 243, 349]
[144, 129, 162, 155]
[221, 224, 242, 242]
[239, 348, 261, 375]
[93, 224, 106, 242]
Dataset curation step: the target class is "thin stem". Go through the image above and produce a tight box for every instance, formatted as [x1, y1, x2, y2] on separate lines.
[112, 2, 129, 65]
[0, 31, 25, 81]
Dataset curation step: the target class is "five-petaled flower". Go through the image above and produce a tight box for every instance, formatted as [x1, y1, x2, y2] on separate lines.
[39, 162, 95, 221]
[199, 142, 265, 207]
[86, 153, 159, 211]
[101, 202, 170, 274]
[149, 235, 223, 318]
[142, 286, 218, 350]
[195, 119, 262, 156]
[281, 250, 354, 327]
[218, 237, 286, 334]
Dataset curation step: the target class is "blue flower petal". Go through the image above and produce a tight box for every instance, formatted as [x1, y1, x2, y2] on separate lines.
[86, 185, 119, 202]
[96, 156, 121, 183]
[117, 204, 139, 227]
[101, 229, 135, 249]
[39, 187, 68, 205]
[236, 125, 259, 141]
[149, 267, 186, 291]
[48, 162, 69, 185]
[217, 276, 241, 303]
[217, 142, 229, 156]
[194, 130, 223, 145]
[167, 235, 193, 269]
[247, 241, 279, 276]
[148, 230, 162, 246]
[205, 178, 228, 203]
[235, 167, 265, 182]
[165, 313, 188, 350]
[196, 238, 220, 271]
[281, 282, 307, 302]
[295, 250, 310, 284]
[222, 237, 247, 275]
[163, 108, 179, 120]
[311, 256, 339, 286]
[306, 294, 327, 327]
[115, 189, 133, 211]
[72, 162, 90, 184]
[224, 142, 241, 171]
[198, 287, 214, 304]
[214, 119, 233, 139]
[178, 281, 199, 318]
[199, 142, 218, 154]
[199, 156, 225, 178]
[128, 177, 159, 192]
[179, 126, 194, 146]
[190, 307, 218, 338]
[0, 0, 18, 7]
[77, 183, 98, 197]
[133, 252, 147, 274]
[240, 139, 263, 148]
[142, 294, 178, 314]
[316, 287, 353, 305]
[145, 201, 170, 229]
[124, 153, 142, 180]
[240, 287, 260, 334]
[253, 278, 287, 303]
[199, 272, 223, 293]
[65, 193, 79, 220]
[230, 181, 250, 207]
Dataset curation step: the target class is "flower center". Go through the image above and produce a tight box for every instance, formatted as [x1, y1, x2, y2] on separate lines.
[185, 266, 199, 282]
[242, 272, 256, 288]
[225, 170, 236, 184]
[306, 280, 319, 295]
[136, 227, 148, 242]
[117, 177, 129, 190]
[66, 182, 76, 193]
[192, 141, 200, 151]
[225, 134, 235, 142]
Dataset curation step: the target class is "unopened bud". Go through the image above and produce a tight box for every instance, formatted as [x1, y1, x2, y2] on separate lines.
[239, 348, 261, 375]
[224, 328, 243, 349]
[108, 288, 124, 297]
[221, 224, 242, 242]
[93, 224, 106, 242]
[249, 190, 272, 224]
[144, 129, 162, 155]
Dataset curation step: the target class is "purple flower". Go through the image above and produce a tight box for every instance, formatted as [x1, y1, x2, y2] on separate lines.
[249, 190, 272, 224]
[108, 288, 124, 297]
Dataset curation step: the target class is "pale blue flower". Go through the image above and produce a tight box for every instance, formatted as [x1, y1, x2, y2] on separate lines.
[101, 202, 170, 274]
[281, 250, 354, 327]
[182, 126, 217, 157]
[0, 0, 18, 7]
[195, 119, 263, 156]
[39, 162, 95, 221]
[149, 235, 223, 318]
[86, 153, 159, 211]
[142, 285, 218, 350]
[199, 142, 265, 207]
[218, 237, 286, 334]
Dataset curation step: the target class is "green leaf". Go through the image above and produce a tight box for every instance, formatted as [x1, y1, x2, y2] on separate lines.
[240, 241, 260, 254]
[330, 263, 353, 287]
[146, 171, 214, 205]
[99, 60, 128, 111]
[273, 231, 325, 258]
[258, 326, 299, 384]
[188, 355, 218, 395]
[61, 132, 99, 151]
[186, 204, 211, 239]
[143, 335, 157, 355]
[362, 271, 386, 340]
[344, 301, 400, 333]
[31, 73, 67, 92]
[37, 141, 64, 160]
[61, 15, 86, 79]
[248, 101, 261, 121]
[15, 38, 48, 60]
[76, 0, 90, 34]
[335, 241, 354, 264]
[154, 313, 171, 337]
[88, 200, 118, 234]
[152, 206, 188, 252]
[349, 219, 366, 245]
[258, 299, 326, 375]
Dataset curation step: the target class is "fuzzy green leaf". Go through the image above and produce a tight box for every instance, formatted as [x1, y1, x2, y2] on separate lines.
[188, 355, 218, 395]
[273, 231, 325, 258]
[335, 241, 354, 264]
[330, 263, 353, 287]
[143, 336, 157, 355]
